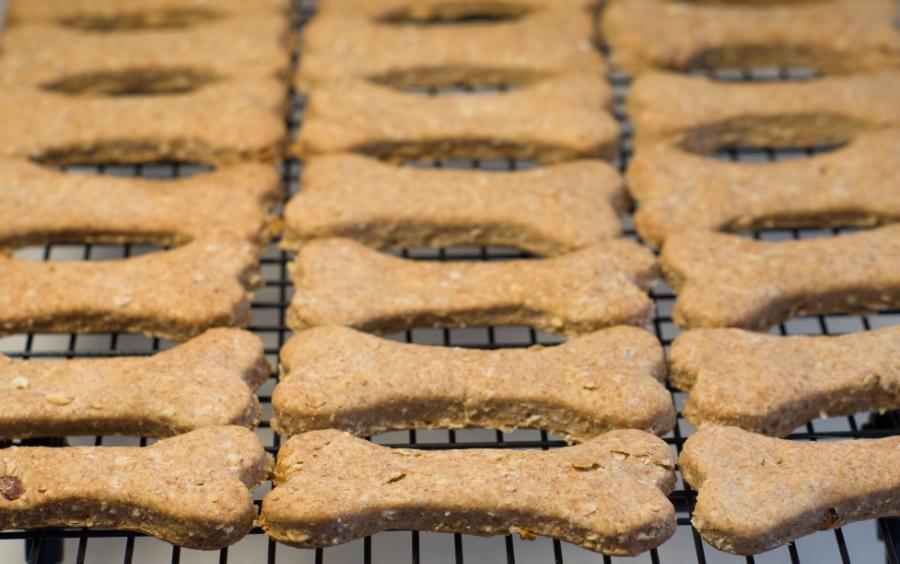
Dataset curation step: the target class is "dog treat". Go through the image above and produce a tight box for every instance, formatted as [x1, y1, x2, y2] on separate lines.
[669, 326, 900, 438]
[680, 426, 900, 554]
[295, 74, 618, 163]
[6, 0, 290, 29]
[272, 325, 673, 441]
[260, 428, 676, 555]
[627, 131, 900, 246]
[0, 236, 260, 341]
[0, 329, 270, 440]
[297, 10, 603, 90]
[315, 0, 596, 19]
[0, 426, 272, 550]
[0, 82, 286, 167]
[0, 160, 282, 253]
[0, 17, 291, 93]
[601, 0, 900, 75]
[288, 238, 657, 336]
[661, 225, 900, 331]
[282, 154, 625, 256]
[628, 71, 900, 153]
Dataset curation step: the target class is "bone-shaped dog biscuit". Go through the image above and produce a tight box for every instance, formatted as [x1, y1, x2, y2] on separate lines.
[314, 0, 595, 19]
[0, 17, 290, 93]
[297, 10, 604, 90]
[0, 160, 282, 253]
[670, 326, 900, 438]
[7, 0, 290, 28]
[288, 238, 657, 337]
[628, 131, 900, 246]
[282, 154, 625, 256]
[272, 325, 674, 441]
[601, 0, 900, 76]
[628, 71, 900, 153]
[0, 426, 271, 550]
[260, 429, 676, 556]
[0, 82, 286, 166]
[680, 426, 900, 555]
[295, 74, 619, 163]
[1, 329, 269, 440]
[0, 236, 260, 341]
[661, 225, 900, 331]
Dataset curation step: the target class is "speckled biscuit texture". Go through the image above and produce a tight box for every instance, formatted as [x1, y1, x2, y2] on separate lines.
[670, 326, 900, 438]
[0, 236, 261, 341]
[0, 329, 270, 440]
[0, 426, 272, 550]
[287, 238, 658, 337]
[0, 82, 287, 167]
[260, 429, 676, 556]
[272, 325, 674, 441]
[315, 0, 597, 19]
[0, 160, 283, 253]
[680, 426, 900, 555]
[297, 10, 604, 91]
[282, 154, 625, 256]
[661, 225, 900, 331]
[7, 0, 290, 28]
[294, 74, 619, 163]
[601, 0, 900, 75]
[627, 131, 900, 247]
[0, 17, 291, 92]
[627, 71, 900, 153]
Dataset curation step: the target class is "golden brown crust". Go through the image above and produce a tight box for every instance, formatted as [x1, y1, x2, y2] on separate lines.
[272, 325, 673, 441]
[297, 10, 604, 91]
[680, 426, 900, 555]
[287, 238, 658, 337]
[294, 74, 619, 163]
[627, 131, 900, 247]
[0, 160, 283, 252]
[0, 426, 272, 550]
[0, 236, 260, 341]
[601, 0, 900, 75]
[282, 154, 625, 256]
[0, 82, 287, 167]
[660, 225, 900, 331]
[315, 0, 597, 19]
[0, 329, 270, 440]
[260, 429, 676, 556]
[670, 326, 900, 437]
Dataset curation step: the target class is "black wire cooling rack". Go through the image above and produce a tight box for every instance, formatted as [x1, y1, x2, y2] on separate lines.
[2, 1, 900, 563]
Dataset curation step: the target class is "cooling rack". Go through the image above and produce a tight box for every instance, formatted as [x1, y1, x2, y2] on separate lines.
[1, 0, 900, 563]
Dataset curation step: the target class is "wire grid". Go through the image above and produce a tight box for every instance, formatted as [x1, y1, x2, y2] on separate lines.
[2, 1, 900, 563]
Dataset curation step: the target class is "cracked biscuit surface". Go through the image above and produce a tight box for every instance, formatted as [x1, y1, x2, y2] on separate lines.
[272, 325, 674, 441]
[0, 426, 272, 550]
[287, 238, 657, 337]
[282, 154, 625, 256]
[260, 429, 676, 556]
[314, 0, 597, 19]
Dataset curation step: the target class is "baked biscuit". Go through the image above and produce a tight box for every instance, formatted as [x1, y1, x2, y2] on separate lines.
[669, 326, 900, 438]
[680, 426, 900, 555]
[0, 236, 260, 341]
[282, 154, 625, 256]
[260, 429, 676, 556]
[297, 10, 604, 90]
[627, 131, 900, 247]
[0, 426, 272, 550]
[0, 17, 291, 93]
[0, 160, 282, 253]
[628, 71, 900, 153]
[272, 325, 674, 441]
[295, 74, 618, 163]
[288, 238, 657, 336]
[0, 82, 287, 166]
[315, 0, 596, 19]
[601, 0, 900, 75]
[661, 226, 900, 331]
[1, 329, 269, 440]
[7, 0, 290, 29]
